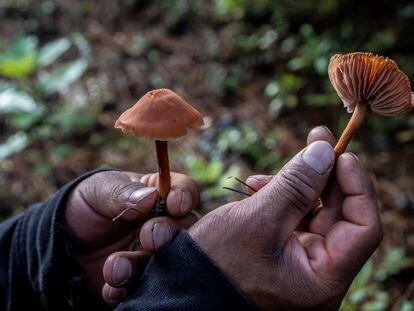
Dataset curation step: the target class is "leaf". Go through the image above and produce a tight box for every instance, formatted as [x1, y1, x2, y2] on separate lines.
[38, 38, 71, 67]
[218, 165, 241, 187]
[0, 132, 29, 160]
[129, 35, 149, 56]
[374, 247, 410, 281]
[11, 109, 45, 130]
[361, 291, 389, 311]
[400, 300, 414, 311]
[349, 287, 371, 304]
[205, 164, 241, 198]
[37, 59, 88, 95]
[0, 80, 13, 92]
[0, 36, 38, 78]
[264, 81, 280, 97]
[50, 109, 96, 134]
[0, 88, 39, 113]
[50, 144, 72, 160]
[185, 156, 223, 184]
[353, 260, 374, 289]
[71, 33, 91, 60]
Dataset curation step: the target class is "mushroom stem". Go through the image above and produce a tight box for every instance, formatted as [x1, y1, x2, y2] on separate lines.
[155, 140, 171, 201]
[334, 102, 368, 157]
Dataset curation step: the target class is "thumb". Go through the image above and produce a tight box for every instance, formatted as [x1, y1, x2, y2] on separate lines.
[74, 171, 158, 222]
[246, 141, 335, 243]
[65, 171, 158, 249]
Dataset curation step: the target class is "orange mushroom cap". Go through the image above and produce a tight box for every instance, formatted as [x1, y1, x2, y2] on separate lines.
[115, 88, 204, 140]
[328, 52, 414, 116]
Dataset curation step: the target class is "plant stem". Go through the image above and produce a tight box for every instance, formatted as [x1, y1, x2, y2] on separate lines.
[334, 102, 368, 157]
[155, 140, 171, 201]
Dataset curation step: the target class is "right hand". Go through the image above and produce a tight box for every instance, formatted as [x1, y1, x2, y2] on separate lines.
[185, 126, 382, 310]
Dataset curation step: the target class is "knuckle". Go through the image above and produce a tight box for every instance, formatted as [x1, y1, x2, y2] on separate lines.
[76, 174, 100, 206]
[109, 183, 141, 203]
[276, 167, 318, 214]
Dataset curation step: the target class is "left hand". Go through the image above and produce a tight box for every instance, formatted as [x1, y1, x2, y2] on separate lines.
[63, 171, 200, 306]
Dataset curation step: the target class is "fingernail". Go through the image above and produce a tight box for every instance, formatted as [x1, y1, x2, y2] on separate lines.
[247, 175, 272, 182]
[112, 257, 132, 285]
[345, 152, 363, 169]
[180, 191, 192, 215]
[152, 223, 172, 251]
[129, 187, 157, 203]
[348, 152, 360, 162]
[108, 286, 126, 304]
[302, 141, 334, 174]
[169, 189, 192, 215]
[320, 125, 331, 132]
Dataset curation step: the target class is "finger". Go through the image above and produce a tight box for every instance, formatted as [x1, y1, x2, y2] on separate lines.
[103, 251, 151, 287]
[102, 283, 126, 307]
[304, 126, 342, 236]
[65, 172, 158, 248]
[307, 181, 343, 236]
[75, 171, 158, 222]
[245, 141, 335, 244]
[295, 231, 325, 262]
[140, 214, 198, 252]
[306, 126, 336, 146]
[141, 172, 200, 217]
[325, 153, 382, 279]
[245, 175, 272, 195]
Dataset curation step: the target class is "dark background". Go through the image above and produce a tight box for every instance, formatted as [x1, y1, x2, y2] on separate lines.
[0, 0, 413, 308]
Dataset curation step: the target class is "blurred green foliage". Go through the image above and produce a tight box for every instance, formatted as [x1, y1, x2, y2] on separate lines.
[0, 33, 96, 160]
[341, 247, 412, 311]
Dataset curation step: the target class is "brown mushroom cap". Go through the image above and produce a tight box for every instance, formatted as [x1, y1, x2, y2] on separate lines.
[115, 88, 204, 140]
[328, 52, 414, 116]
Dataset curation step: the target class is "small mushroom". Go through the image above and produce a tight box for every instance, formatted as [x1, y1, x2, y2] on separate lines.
[115, 88, 204, 215]
[328, 52, 414, 157]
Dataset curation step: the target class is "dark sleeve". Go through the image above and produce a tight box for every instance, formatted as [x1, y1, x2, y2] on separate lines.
[116, 230, 256, 311]
[0, 169, 112, 311]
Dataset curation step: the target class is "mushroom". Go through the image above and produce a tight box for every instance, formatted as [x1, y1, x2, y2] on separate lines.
[115, 88, 204, 215]
[328, 52, 414, 157]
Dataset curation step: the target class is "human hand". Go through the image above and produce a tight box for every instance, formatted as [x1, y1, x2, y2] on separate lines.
[189, 126, 382, 310]
[63, 171, 199, 305]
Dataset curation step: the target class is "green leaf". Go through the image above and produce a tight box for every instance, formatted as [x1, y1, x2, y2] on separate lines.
[71, 33, 91, 60]
[185, 156, 223, 184]
[37, 59, 88, 95]
[349, 287, 371, 304]
[38, 38, 71, 67]
[218, 165, 241, 187]
[49, 105, 96, 135]
[205, 164, 241, 198]
[11, 109, 45, 130]
[374, 247, 410, 281]
[0, 88, 39, 113]
[0, 36, 38, 78]
[353, 260, 374, 289]
[264, 81, 280, 97]
[0, 80, 13, 92]
[129, 35, 149, 56]
[305, 93, 338, 107]
[50, 144, 72, 160]
[0, 132, 29, 159]
[400, 300, 414, 311]
[361, 291, 389, 311]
